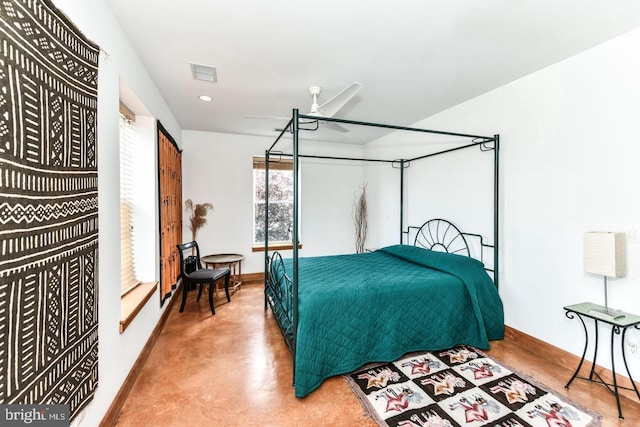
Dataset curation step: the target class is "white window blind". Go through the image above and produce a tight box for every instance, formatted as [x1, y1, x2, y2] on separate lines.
[119, 107, 139, 295]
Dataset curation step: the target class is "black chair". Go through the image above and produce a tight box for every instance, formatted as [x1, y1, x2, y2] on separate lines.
[176, 241, 231, 314]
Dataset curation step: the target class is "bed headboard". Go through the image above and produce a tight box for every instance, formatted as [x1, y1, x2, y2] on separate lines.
[407, 218, 494, 273]
[411, 218, 470, 256]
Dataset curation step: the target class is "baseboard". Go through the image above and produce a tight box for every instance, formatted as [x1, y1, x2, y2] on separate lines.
[504, 325, 637, 402]
[99, 290, 178, 427]
[240, 272, 264, 286]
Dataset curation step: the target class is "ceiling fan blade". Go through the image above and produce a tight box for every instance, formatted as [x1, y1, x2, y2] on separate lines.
[321, 121, 350, 133]
[246, 115, 317, 124]
[317, 82, 363, 118]
[245, 115, 290, 120]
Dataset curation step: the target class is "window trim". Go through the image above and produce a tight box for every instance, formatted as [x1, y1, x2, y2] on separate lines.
[120, 281, 158, 333]
[251, 242, 303, 253]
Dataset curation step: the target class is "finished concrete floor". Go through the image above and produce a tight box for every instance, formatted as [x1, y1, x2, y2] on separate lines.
[114, 284, 640, 426]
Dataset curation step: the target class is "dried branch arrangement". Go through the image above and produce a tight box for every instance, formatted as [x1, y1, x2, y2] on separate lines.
[354, 184, 368, 253]
[185, 199, 214, 241]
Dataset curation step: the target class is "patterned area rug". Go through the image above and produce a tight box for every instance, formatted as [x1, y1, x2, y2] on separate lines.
[0, 0, 99, 419]
[346, 345, 600, 427]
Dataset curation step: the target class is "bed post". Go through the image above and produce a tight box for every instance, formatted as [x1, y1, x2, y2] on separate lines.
[399, 159, 405, 243]
[264, 150, 270, 309]
[494, 134, 500, 290]
[292, 109, 300, 385]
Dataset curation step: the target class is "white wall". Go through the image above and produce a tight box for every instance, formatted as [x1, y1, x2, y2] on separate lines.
[364, 135, 496, 254]
[181, 131, 366, 273]
[369, 28, 640, 378]
[51, 1, 182, 425]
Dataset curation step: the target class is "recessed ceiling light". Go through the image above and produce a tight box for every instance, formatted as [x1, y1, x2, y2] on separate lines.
[199, 95, 213, 102]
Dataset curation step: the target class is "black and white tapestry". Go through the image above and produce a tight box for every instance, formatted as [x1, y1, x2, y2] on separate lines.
[0, 0, 99, 419]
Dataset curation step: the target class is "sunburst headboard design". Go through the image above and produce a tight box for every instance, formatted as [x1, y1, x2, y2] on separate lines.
[412, 218, 471, 256]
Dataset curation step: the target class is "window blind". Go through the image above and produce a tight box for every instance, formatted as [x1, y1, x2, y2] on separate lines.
[252, 156, 293, 171]
[119, 111, 139, 295]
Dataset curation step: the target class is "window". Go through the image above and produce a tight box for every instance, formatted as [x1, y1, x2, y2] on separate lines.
[119, 101, 156, 293]
[119, 100, 157, 332]
[119, 103, 139, 295]
[253, 156, 297, 248]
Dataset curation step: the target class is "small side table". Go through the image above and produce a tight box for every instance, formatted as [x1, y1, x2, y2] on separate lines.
[201, 253, 244, 294]
[564, 302, 640, 419]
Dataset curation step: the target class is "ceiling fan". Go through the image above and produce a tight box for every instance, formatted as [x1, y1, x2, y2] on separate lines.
[248, 81, 363, 133]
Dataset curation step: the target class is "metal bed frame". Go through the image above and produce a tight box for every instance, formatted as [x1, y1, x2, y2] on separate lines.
[263, 109, 500, 372]
[407, 218, 495, 274]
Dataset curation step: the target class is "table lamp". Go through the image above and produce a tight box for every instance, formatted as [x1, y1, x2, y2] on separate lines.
[584, 231, 626, 320]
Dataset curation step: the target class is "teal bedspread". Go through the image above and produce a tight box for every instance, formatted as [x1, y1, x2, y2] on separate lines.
[284, 244, 504, 397]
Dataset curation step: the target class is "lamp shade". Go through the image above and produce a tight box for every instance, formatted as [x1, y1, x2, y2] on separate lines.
[584, 232, 626, 278]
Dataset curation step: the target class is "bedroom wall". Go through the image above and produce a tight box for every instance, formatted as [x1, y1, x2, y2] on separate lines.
[367, 27, 640, 379]
[52, 1, 182, 425]
[181, 131, 366, 273]
[364, 137, 495, 255]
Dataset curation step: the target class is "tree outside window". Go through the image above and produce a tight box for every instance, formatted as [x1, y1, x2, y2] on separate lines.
[253, 157, 294, 244]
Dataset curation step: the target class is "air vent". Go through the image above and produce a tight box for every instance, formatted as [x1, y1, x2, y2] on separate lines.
[190, 63, 217, 82]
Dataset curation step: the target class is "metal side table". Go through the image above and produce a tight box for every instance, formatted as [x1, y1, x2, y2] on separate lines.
[564, 302, 640, 419]
[201, 253, 244, 294]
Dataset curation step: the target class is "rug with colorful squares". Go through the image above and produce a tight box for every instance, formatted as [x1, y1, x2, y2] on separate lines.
[345, 345, 600, 427]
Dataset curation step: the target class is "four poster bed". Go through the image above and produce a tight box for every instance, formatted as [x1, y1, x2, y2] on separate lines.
[263, 111, 503, 397]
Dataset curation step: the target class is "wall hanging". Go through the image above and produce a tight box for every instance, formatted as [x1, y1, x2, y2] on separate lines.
[158, 122, 182, 304]
[0, 0, 99, 419]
